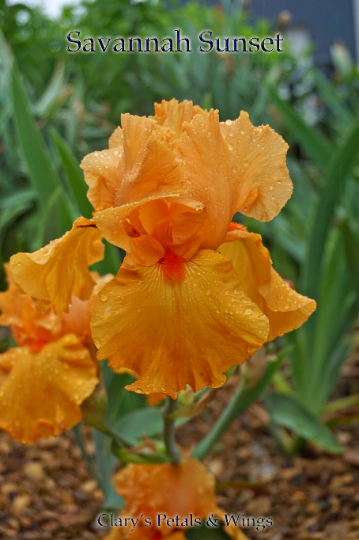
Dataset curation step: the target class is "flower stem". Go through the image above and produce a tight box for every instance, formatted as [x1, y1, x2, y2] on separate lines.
[163, 397, 181, 465]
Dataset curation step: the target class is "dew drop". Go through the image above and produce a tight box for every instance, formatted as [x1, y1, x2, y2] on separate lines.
[244, 309, 252, 316]
[100, 293, 108, 302]
[231, 165, 238, 173]
[269, 186, 273, 191]
[228, 143, 234, 151]
[206, 290, 210, 296]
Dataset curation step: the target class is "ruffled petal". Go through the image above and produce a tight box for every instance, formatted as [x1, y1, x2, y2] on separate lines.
[177, 109, 232, 250]
[84, 113, 188, 213]
[9, 217, 104, 315]
[81, 148, 124, 211]
[113, 460, 222, 539]
[0, 266, 111, 348]
[220, 112, 292, 221]
[94, 195, 200, 265]
[91, 250, 269, 398]
[219, 228, 316, 342]
[153, 98, 205, 138]
[60, 272, 113, 344]
[114, 123, 188, 208]
[0, 263, 63, 346]
[0, 334, 98, 444]
[109, 126, 123, 149]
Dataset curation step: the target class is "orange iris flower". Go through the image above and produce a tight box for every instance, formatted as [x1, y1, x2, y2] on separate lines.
[0, 265, 109, 443]
[9, 99, 316, 398]
[103, 459, 248, 540]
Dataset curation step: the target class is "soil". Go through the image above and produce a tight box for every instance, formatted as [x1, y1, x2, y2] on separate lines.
[1, 344, 359, 540]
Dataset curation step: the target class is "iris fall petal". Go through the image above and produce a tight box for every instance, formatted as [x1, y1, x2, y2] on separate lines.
[220, 228, 316, 342]
[91, 250, 269, 397]
[0, 334, 98, 444]
[9, 217, 104, 314]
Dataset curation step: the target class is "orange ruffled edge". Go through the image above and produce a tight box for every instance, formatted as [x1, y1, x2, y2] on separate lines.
[220, 225, 316, 342]
[9, 217, 104, 315]
[0, 334, 98, 444]
[91, 249, 269, 398]
[0, 261, 112, 349]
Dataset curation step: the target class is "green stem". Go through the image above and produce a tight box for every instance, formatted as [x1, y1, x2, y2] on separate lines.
[163, 397, 181, 465]
[71, 423, 104, 489]
[192, 380, 245, 461]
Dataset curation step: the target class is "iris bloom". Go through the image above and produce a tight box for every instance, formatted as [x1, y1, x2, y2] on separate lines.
[10, 100, 316, 398]
[0, 265, 108, 443]
[103, 459, 248, 540]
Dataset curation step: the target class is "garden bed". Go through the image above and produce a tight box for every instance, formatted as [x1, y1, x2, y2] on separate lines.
[0, 346, 358, 540]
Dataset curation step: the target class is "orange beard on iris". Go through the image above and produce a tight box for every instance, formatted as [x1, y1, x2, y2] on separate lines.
[9, 99, 316, 399]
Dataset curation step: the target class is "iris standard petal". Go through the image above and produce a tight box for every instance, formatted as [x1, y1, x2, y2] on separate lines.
[81, 148, 124, 211]
[220, 111, 293, 222]
[153, 98, 205, 138]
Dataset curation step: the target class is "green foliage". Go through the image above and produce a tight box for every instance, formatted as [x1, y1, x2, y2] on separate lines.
[265, 393, 343, 453]
[263, 44, 359, 447]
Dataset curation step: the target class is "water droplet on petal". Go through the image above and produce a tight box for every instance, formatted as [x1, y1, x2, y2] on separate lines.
[100, 293, 108, 302]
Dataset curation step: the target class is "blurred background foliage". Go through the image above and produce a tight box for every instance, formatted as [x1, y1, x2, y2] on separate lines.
[1, 0, 359, 463]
